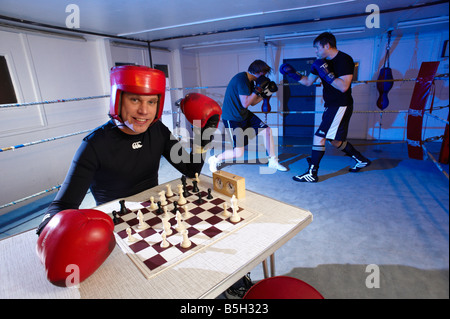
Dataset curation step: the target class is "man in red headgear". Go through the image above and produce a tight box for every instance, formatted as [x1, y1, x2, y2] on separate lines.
[36, 65, 221, 287]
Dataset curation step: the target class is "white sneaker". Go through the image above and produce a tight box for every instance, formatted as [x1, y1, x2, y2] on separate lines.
[268, 157, 287, 171]
[208, 155, 220, 172]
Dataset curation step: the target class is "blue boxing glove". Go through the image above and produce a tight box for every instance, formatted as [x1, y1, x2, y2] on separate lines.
[311, 59, 335, 84]
[279, 63, 302, 82]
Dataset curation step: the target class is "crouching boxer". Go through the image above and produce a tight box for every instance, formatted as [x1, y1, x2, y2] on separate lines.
[36, 65, 221, 286]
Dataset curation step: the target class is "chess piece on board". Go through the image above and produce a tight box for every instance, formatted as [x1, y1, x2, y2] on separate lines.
[182, 204, 193, 219]
[161, 217, 173, 236]
[222, 202, 231, 218]
[160, 232, 170, 248]
[166, 184, 174, 197]
[126, 227, 138, 242]
[177, 184, 187, 205]
[137, 210, 149, 230]
[149, 196, 157, 210]
[180, 229, 192, 248]
[159, 190, 167, 206]
[230, 195, 241, 223]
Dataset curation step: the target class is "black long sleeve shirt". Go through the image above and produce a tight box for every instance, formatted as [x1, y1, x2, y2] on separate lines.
[45, 120, 203, 218]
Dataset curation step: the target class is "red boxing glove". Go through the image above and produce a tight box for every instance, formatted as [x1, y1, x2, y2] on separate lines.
[178, 93, 222, 128]
[36, 209, 116, 287]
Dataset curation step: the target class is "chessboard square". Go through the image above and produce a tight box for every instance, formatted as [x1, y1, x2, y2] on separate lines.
[121, 213, 137, 222]
[185, 215, 202, 226]
[193, 220, 214, 231]
[190, 206, 205, 215]
[145, 216, 162, 227]
[186, 227, 201, 237]
[199, 202, 215, 210]
[159, 245, 184, 260]
[129, 239, 150, 253]
[152, 241, 172, 253]
[207, 206, 223, 215]
[210, 198, 225, 206]
[196, 211, 213, 221]
[204, 215, 223, 225]
[137, 227, 158, 238]
[136, 246, 159, 260]
[143, 254, 168, 271]
[202, 225, 222, 238]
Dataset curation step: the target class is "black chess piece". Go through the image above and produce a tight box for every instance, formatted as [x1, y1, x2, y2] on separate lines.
[112, 211, 118, 224]
[192, 180, 199, 192]
[207, 188, 213, 199]
[173, 201, 178, 213]
[181, 175, 187, 187]
[119, 200, 127, 215]
[197, 192, 204, 204]
[157, 201, 162, 214]
[183, 184, 189, 198]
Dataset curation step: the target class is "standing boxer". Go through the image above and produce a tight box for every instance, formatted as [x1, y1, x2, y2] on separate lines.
[36, 65, 221, 286]
[280, 32, 371, 183]
[208, 60, 287, 172]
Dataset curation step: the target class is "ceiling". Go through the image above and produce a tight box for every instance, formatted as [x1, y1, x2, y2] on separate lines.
[0, 0, 448, 51]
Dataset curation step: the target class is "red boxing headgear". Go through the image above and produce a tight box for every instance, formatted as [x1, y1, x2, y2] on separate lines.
[110, 65, 166, 125]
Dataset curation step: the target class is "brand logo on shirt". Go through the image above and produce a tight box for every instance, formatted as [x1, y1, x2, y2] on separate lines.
[132, 141, 143, 149]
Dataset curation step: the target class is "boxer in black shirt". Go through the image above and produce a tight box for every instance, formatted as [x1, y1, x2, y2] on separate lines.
[280, 32, 371, 182]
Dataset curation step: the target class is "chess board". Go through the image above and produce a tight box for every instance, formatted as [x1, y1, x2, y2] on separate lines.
[108, 181, 260, 280]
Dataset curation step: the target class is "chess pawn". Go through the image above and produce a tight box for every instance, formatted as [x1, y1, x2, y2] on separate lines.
[160, 232, 170, 248]
[149, 196, 157, 210]
[222, 202, 231, 218]
[180, 229, 192, 248]
[166, 184, 174, 197]
[182, 204, 193, 219]
[177, 184, 187, 205]
[126, 228, 138, 242]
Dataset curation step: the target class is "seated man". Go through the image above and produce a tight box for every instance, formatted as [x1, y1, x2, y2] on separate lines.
[36, 65, 221, 286]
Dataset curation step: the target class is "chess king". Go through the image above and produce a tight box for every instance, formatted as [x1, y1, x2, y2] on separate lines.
[36, 65, 222, 287]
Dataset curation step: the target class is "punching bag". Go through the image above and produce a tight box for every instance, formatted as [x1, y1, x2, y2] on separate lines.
[376, 31, 394, 110]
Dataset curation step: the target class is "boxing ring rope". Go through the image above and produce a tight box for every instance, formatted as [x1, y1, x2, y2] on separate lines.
[1, 75, 448, 209]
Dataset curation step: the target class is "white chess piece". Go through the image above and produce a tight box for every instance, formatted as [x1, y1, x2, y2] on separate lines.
[222, 202, 231, 218]
[137, 210, 149, 230]
[166, 184, 173, 197]
[175, 211, 186, 232]
[126, 227, 138, 242]
[160, 232, 170, 248]
[177, 184, 187, 205]
[163, 206, 169, 219]
[195, 172, 200, 184]
[161, 217, 173, 236]
[159, 190, 167, 206]
[230, 197, 241, 223]
[182, 204, 193, 219]
[180, 229, 192, 248]
[149, 196, 157, 210]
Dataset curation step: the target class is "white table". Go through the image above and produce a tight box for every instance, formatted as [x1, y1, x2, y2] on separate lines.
[0, 175, 312, 299]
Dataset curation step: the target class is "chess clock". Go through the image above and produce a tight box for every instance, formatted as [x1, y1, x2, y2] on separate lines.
[213, 170, 245, 199]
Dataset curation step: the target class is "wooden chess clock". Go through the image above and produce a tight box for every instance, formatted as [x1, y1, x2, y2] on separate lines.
[213, 170, 245, 199]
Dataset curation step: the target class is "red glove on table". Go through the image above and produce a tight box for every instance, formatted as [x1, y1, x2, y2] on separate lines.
[36, 209, 116, 287]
